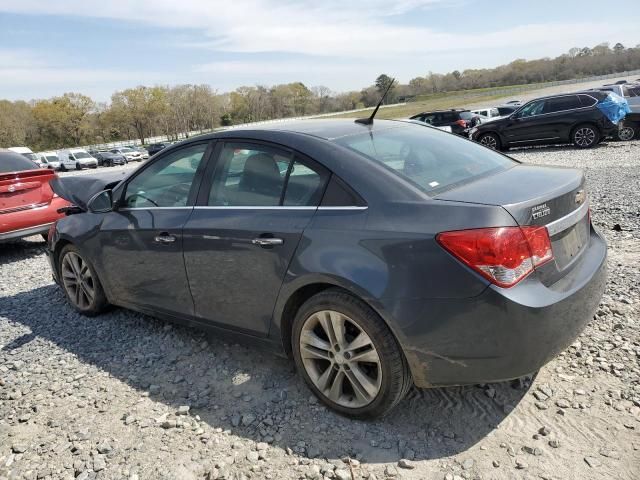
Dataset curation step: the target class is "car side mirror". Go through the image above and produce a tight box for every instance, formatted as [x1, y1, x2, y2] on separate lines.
[88, 189, 114, 213]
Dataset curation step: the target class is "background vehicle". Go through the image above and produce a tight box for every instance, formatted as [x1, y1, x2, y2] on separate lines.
[0, 150, 69, 241]
[36, 151, 61, 170]
[409, 109, 478, 135]
[471, 92, 620, 150]
[93, 151, 127, 167]
[56, 149, 98, 170]
[111, 147, 143, 162]
[8, 147, 39, 163]
[47, 119, 606, 418]
[588, 83, 640, 140]
[471, 107, 500, 119]
[147, 142, 171, 156]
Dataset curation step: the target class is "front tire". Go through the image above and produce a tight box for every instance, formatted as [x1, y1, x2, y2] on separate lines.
[572, 124, 600, 148]
[478, 132, 501, 150]
[58, 245, 108, 316]
[292, 289, 412, 418]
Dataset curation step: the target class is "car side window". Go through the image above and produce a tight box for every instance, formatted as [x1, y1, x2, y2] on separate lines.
[208, 144, 329, 207]
[517, 100, 546, 118]
[283, 158, 329, 206]
[544, 96, 581, 114]
[209, 143, 291, 206]
[124, 143, 207, 208]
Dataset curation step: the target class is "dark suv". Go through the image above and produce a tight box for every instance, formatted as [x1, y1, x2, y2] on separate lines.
[409, 109, 477, 136]
[147, 142, 171, 157]
[470, 91, 618, 150]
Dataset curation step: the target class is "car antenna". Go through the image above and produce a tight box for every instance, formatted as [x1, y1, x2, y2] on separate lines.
[355, 78, 395, 125]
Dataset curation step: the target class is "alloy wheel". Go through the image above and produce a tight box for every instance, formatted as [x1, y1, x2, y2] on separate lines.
[619, 126, 635, 141]
[574, 127, 596, 147]
[480, 134, 498, 149]
[299, 310, 382, 408]
[61, 252, 96, 310]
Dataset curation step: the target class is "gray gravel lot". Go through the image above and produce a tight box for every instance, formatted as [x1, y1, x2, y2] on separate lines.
[1, 141, 639, 480]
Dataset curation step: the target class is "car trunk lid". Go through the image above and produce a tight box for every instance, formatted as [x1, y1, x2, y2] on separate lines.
[435, 164, 590, 278]
[0, 168, 56, 214]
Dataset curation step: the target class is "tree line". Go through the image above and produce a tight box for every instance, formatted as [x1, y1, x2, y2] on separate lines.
[0, 42, 638, 151]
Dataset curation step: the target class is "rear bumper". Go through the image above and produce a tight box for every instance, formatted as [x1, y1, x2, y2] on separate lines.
[392, 227, 607, 388]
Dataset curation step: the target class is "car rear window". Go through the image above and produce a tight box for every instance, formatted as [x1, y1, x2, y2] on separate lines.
[0, 151, 40, 173]
[334, 124, 515, 195]
[458, 111, 473, 120]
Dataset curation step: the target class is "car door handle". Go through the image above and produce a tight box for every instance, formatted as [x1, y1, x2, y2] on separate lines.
[252, 237, 283, 247]
[154, 233, 176, 243]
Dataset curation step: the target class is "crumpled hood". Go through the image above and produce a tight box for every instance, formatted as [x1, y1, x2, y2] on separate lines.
[49, 171, 128, 211]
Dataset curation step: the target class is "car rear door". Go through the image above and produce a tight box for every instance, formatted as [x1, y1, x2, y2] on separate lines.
[182, 140, 329, 335]
[96, 141, 212, 316]
[540, 95, 583, 142]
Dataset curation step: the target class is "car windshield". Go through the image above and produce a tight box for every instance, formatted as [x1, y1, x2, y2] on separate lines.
[45, 155, 58, 162]
[22, 153, 38, 161]
[73, 151, 91, 159]
[121, 147, 134, 152]
[459, 111, 473, 120]
[333, 124, 515, 194]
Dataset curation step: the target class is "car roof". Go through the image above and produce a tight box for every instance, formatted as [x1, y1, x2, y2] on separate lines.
[203, 119, 414, 142]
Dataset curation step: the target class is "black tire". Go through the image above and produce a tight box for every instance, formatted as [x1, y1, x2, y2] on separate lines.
[60, 164, 67, 172]
[58, 244, 108, 316]
[572, 124, 600, 148]
[616, 125, 636, 141]
[75, 163, 82, 170]
[292, 289, 412, 418]
[477, 132, 501, 150]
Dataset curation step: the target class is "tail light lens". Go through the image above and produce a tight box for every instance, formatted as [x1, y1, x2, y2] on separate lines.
[455, 119, 468, 127]
[436, 226, 553, 288]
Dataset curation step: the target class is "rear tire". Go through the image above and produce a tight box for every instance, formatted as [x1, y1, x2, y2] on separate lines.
[617, 125, 636, 141]
[478, 132, 501, 150]
[572, 124, 600, 148]
[292, 289, 412, 418]
[58, 245, 108, 316]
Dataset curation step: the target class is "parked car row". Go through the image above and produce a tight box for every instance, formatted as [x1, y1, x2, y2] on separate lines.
[4, 146, 152, 172]
[409, 81, 635, 151]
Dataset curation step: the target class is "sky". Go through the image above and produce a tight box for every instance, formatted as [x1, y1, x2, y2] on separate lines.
[0, 0, 638, 101]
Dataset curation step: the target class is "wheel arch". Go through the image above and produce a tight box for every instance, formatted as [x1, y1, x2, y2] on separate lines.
[271, 274, 406, 361]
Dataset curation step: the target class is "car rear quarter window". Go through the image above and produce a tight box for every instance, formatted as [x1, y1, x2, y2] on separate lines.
[334, 124, 515, 195]
[578, 95, 598, 107]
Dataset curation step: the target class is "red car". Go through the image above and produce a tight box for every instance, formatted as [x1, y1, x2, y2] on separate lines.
[0, 150, 69, 242]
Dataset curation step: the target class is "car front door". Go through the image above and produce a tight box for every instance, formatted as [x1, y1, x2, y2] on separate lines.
[501, 99, 548, 145]
[97, 141, 212, 316]
[182, 141, 329, 335]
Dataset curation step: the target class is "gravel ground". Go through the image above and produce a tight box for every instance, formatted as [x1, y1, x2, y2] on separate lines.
[1, 140, 639, 480]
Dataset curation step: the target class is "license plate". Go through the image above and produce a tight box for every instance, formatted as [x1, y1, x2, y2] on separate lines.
[561, 222, 585, 259]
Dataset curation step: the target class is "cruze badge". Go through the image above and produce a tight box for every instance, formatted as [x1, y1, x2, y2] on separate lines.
[532, 203, 551, 220]
[575, 190, 585, 205]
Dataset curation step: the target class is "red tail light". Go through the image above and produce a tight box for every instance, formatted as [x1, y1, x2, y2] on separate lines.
[436, 226, 553, 288]
[455, 119, 468, 127]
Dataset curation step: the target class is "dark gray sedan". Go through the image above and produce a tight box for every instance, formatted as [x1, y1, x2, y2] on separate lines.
[47, 120, 607, 418]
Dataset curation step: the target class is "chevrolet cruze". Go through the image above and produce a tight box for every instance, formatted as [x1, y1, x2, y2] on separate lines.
[47, 120, 607, 418]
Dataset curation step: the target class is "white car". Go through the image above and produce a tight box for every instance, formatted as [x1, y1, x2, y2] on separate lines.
[36, 151, 62, 170]
[56, 148, 98, 170]
[470, 107, 501, 119]
[111, 147, 143, 162]
[8, 146, 39, 164]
